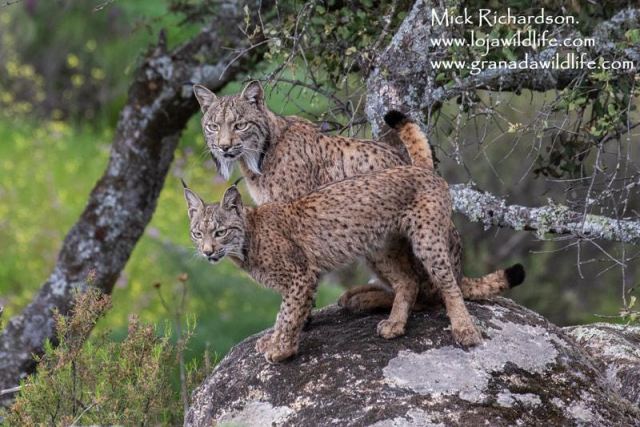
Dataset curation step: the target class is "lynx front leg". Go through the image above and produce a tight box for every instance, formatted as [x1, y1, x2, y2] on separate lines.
[261, 280, 317, 364]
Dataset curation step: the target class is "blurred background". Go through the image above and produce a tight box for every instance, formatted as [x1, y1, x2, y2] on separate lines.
[0, 0, 637, 372]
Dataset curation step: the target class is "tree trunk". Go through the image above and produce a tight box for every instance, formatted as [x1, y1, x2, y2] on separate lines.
[365, 0, 640, 244]
[366, 1, 640, 134]
[0, 1, 270, 396]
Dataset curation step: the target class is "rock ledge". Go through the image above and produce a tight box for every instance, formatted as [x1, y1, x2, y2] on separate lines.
[187, 298, 640, 427]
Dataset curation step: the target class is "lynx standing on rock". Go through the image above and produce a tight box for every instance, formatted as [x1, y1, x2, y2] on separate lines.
[183, 114, 505, 363]
[192, 81, 524, 310]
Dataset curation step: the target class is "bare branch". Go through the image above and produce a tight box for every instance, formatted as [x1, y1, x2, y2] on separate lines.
[451, 184, 640, 245]
[0, 386, 21, 396]
[366, 2, 640, 135]
[0, 0, 22, 7]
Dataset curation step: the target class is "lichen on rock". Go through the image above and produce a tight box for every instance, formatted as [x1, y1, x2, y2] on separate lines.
[564, 322, 640, 407]
[186, 298, 640, 427]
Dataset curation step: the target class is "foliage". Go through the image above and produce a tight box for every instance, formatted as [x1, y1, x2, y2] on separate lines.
[0, 0, 199, 123]
[435, 2, 639, 182]
[233, 0, 414, 131]
[261, 0, 412, 81]
[1, 286, 205, 426]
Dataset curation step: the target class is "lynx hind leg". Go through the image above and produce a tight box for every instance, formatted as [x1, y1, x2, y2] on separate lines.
[367, 249, 420, 339]
[411, 221, 462, 305]
[411, 228, 482, 346]
[337, 280, 394, 313]
[448, 221, 464, 285]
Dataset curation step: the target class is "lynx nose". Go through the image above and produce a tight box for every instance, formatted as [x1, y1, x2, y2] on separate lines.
[202, 246, 214, 256]
[219, 144, 232, 153]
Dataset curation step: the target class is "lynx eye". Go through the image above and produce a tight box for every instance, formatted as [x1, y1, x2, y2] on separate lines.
[214, 229, 228, 238]
[206, 124, 219, 133]
[191, 230, 203, 239]
[234, 122, 248, 131]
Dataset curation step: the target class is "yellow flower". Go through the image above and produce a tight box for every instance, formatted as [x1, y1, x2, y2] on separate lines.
[71, 74, 85, 87]
[66, 53, 80, 69]
[91, 68, 106, 80]
[19, 65, 35, 78]
[85, 39, 97, 52]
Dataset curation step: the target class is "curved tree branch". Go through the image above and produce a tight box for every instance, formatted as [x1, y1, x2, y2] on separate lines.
[366, 0, 640, 244]
[0, 1, 272, 397]
[366, 1, 640, 134]
[451, 185, 640, 245]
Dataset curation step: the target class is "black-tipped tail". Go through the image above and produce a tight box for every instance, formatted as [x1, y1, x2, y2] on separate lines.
[383, 110, 410, 129]
[505, 264, 526, 288]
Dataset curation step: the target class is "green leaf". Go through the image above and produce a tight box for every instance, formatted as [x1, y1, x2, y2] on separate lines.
[503, 48, 517, 61]
[553, 100, 568, 111]
[625, 29, 640, 45]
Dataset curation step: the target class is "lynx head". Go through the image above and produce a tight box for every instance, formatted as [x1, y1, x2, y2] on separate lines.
[183, 182, 247, 264]
[193, 81, 270, 179]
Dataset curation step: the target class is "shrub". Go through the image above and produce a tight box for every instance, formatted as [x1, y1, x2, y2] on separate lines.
[1, 286, 202, 426]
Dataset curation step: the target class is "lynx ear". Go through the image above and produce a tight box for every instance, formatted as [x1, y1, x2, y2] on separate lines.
[240, 80, 264, 106]
[183, 187, 205, 220]
[193, 85, 217, 113]
[221, 185, 243, 213]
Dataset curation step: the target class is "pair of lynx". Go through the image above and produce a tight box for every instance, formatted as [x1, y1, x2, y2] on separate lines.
[184, 81, 525, 363]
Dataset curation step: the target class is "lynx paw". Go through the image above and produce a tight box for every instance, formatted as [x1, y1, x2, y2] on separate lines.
[263, 344, 297, 364]
[256, 333, 274, 353]
[337, 291, 353, 309]
[376, 319, 406, 339]
[339, 290, 394, 314]
[452, 324, 483, 347]
[338, 292, 366, 314]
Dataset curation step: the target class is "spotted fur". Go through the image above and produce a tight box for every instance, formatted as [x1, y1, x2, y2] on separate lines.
[184, 160, 483, 363]
[193, 83, 525, 309]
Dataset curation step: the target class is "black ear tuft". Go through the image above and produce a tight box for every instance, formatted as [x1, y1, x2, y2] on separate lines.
[505, 264, 526, 288]
[233, 176, 245, 187]
[221, 185, 243, 212]
[183, 186, 204, 220]
[384, 110, 409, 129]
[240, 80, 264, 105]
[193, 84, 217, 113]
[180, 178, 188, 189]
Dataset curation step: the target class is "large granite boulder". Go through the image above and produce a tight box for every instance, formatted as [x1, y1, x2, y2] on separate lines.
[187, 298, 640, 426]
[564, 322, 640, 407]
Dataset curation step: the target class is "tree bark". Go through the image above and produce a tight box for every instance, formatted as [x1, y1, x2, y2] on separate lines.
[366, 1, 640, 134]
[365, 0, 640, 244]
[450, 184, 640, 244]
[0, 1, 270, 396]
